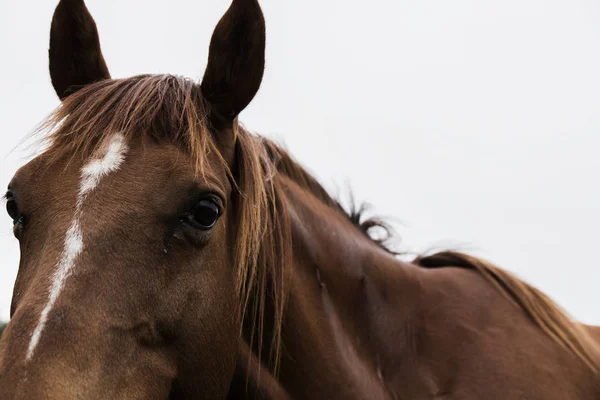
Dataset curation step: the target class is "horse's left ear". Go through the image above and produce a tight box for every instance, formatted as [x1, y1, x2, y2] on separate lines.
[200, 0, 266, 127]
[49, 0, 111, 100]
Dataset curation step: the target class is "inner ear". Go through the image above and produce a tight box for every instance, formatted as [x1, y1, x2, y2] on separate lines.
[49, 0, 111, 100]
[200, 0, 266, 124]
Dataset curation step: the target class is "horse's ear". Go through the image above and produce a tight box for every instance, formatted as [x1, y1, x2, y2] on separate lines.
[200, 0, 266, 127]
[49, 0, 111, 100]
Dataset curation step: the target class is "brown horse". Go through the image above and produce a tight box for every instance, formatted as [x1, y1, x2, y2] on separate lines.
[0, 0, 599, 398]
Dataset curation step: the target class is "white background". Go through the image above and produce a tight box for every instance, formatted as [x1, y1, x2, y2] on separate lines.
[1, 0, 599, 324]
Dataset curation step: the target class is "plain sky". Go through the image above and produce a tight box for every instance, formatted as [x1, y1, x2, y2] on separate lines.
[0, 0, 599, 324]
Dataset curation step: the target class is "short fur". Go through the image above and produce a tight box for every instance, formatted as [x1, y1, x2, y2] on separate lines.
[1, 0, 599, 398]
[36, 75, 599, 375]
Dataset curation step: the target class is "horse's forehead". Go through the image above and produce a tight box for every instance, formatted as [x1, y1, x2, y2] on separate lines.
[13, 137, 228, 198]
[104, 138, 230, 193]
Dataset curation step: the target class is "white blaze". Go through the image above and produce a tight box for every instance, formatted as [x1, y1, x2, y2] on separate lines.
[26, 134, 128, 360]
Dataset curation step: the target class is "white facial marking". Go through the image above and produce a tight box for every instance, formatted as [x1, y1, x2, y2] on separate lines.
[26, 134, 128, 360]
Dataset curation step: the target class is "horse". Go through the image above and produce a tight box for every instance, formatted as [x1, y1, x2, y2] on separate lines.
[0, 0, 598, 398]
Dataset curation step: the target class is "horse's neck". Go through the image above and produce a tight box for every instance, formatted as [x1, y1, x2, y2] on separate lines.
[232, 176, 425, 399]
[228, 178, 600, 400]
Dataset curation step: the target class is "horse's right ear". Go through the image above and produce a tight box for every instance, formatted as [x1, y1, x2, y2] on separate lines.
[49, 0, 111, 100]
[200, 0, 266, 128]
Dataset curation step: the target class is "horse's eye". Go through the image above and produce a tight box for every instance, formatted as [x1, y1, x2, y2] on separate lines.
[5, 191, 20, 224]
[184, 198, 220, 230]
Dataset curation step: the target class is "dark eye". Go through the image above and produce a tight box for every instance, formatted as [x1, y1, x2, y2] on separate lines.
[184, 198, 220, 230]
[5, 191, 20, 224]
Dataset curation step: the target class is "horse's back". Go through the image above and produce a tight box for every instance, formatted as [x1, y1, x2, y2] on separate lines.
[583, 324, 600, 361]
[415, 266, 600, 399]
[584, 324, 600, 341]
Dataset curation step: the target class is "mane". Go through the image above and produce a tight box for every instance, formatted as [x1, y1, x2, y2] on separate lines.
[37, 74, 597, 375]
[37, 74, 392, 251]
[36, 74, 392, 374]
[260, 139, 396, 252]
[415, 251, 599, 372]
